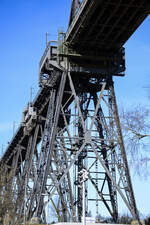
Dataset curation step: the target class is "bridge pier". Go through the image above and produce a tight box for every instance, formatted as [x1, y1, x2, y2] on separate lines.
[1, 0, 149, 223]
[0, 55, 140, 223]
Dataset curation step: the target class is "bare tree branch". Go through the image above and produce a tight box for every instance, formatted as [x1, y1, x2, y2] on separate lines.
[120, 104, 150, 177]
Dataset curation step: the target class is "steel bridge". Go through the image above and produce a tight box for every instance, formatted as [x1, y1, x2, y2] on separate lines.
[0, 0, 149, 224]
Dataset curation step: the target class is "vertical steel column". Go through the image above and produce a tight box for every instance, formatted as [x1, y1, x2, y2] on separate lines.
[110, 80, 140, 221]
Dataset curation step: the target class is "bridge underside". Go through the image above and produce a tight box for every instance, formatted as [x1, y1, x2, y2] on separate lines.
[0, 0, 149, 224]
[66, 0, 149, 54]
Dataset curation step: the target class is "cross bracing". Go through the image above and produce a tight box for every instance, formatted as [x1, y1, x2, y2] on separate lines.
[0, 0, 149, 224]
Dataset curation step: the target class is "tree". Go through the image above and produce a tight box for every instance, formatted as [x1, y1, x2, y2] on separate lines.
[118, 213, 132, 224]
[120, 104, 150, 176]
[0, 165, 13, 224]
[0, 165, 21, 225]
[145, 216, 150, 225]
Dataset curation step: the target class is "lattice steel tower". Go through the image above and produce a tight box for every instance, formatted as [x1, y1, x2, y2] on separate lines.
[1, 0, 149, 224]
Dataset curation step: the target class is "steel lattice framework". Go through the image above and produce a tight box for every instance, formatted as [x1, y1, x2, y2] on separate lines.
[0, 0, 149, 224]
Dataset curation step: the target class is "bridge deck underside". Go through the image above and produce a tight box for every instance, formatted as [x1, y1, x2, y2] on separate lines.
[66, 0, 149, 53]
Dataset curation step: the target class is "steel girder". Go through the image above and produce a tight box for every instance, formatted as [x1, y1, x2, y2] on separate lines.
[0, 65, 140, 224]
[69, 0, 81, 26]
[66, 0, 149, 54]
[0, 0, 148, 224]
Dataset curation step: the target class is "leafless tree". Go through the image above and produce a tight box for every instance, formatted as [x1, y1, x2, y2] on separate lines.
[0, 165, 21, 225]
[120, 104, 150, 177]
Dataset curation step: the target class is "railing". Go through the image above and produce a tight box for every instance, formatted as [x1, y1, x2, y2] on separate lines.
[58, 31, 66, 55]
[39, 44, 50, 68]
[39, 41, 57, 69]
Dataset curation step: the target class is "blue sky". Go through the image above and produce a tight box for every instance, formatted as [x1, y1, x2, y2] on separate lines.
[0, 0, 150, 219]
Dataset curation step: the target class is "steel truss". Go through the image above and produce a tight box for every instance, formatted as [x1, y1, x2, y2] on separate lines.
[0, 1, 144, 223]
[1, 62, 140, 223]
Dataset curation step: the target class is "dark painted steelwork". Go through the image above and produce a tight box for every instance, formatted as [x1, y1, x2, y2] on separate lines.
[69, 0, 81, 26]
[66, 0, 149, 54]
[0, 1, 149, 224]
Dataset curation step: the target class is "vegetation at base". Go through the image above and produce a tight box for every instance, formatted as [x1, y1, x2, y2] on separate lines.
[95, 213, 150, 224]
[0, 165, 22, 225]
[145, 216, 150, 225]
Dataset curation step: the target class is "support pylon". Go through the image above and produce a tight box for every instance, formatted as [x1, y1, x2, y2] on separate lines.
[24, 66, 139, 222]
[0, 37, 140, 225]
